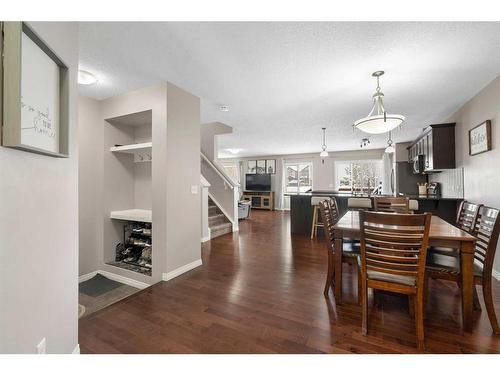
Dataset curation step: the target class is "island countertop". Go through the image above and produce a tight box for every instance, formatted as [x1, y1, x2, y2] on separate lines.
[287, 192, 462, 235]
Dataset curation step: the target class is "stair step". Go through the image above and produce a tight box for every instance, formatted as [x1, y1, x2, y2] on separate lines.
[210, 222, 232, 239]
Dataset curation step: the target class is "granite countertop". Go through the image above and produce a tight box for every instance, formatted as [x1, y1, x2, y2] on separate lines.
[285, 191, 463, 201]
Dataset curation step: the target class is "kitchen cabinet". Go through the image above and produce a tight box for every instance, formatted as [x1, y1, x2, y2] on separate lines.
[407, 123, 455, 171]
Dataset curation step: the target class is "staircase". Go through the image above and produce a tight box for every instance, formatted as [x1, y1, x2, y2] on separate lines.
[208, 197, 233, 238]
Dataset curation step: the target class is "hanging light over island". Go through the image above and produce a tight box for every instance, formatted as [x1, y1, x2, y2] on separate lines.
[353, 71, 405, 134]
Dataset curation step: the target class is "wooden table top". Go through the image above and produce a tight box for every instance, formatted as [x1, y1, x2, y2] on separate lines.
[334, 210, 477, 242]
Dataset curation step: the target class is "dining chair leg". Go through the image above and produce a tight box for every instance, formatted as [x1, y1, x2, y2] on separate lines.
[482, 277, 500, 334]
[472, 286, 482, 311]
[324, 251, 334, 297]
[311, 206, 317, 239]
[356, 265, 362, 305]
[415, 292, 425, 351]
[423, 274, 428, 319]
[408, 296, 415, 318]
[361, 280, 368, 336]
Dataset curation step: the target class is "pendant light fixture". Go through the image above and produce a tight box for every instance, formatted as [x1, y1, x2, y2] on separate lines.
[353, 71, 405, 134]
[385, 131, 395, 154]
[319, 127, 328, 164]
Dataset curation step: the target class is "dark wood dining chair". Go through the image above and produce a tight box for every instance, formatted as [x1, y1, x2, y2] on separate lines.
[426, 205, 500, 334]
[360, 210, 432, 350]
[374, 196, 410, 214]
[319, 199, 361, 300]
[429, 201, 481, 257]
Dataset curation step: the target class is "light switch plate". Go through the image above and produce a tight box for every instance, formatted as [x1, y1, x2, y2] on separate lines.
[37, 337, 46, 354]
[191, 185, 198, 194]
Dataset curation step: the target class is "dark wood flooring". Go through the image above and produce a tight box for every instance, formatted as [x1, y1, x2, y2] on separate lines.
[79, 210, 500, 353]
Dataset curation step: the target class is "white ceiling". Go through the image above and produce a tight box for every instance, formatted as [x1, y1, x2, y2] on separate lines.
[79, 22, 500, 158]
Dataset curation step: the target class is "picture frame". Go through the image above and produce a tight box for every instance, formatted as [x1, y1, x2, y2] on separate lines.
[256, 160, 266, 174]
[469, 120, 492, 156]
[0, 21, 69, 157]
[265, 159, 276, 174]
[247, 160, 257, 174]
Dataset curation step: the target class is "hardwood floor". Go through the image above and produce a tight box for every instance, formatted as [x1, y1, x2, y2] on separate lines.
[79, 210, 500, 353]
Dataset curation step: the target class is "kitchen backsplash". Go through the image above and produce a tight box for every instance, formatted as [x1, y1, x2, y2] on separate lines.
[428, 168, 464, 198]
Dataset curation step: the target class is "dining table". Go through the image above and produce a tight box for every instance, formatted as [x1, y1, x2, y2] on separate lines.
[333, 210, 478, 333]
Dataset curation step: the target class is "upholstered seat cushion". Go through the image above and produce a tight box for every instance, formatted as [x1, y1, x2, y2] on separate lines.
[426, 252, 483, 277]
[366, 270, 416, 286]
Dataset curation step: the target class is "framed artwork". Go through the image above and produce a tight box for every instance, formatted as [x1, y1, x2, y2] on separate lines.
[469, 120, 491, 156]
[256, 160, 266, 174]
[247, 160, 257, 174]
[266, 159, 276, 174]
[1, 22, 69, 157]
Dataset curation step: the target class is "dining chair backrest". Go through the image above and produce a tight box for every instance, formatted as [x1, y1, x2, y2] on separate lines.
[327, 197, 340, 223]
[374, 197, 410, 213]
[319, 200, 336, 249]
[456, 201, 482, 233]
[471, 206, 500, 276]
[360, 211, 432, 287]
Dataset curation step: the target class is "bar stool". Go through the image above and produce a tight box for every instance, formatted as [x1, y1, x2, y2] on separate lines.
[347, 197, 372, 210]
[311, 196, 328, 239]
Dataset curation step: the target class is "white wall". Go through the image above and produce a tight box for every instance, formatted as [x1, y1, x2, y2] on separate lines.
[226, 148, 385, 209]
[446, 74, 500, 273]
[165, 83, 202, 273]
[78, 96, 102, 276]
[0, 22, 79, 353]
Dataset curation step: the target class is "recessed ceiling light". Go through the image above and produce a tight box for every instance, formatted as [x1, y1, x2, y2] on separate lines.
[78, 70, 98, 85]
[226, 148, 243, 155]
[219, 105, 229, 112]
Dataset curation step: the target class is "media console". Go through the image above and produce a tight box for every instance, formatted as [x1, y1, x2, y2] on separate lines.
[242, 191, 274, 211]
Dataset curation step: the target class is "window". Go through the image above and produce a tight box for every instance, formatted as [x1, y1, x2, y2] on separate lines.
[284, 162, 313, 194]
[335, 160, 382, 192]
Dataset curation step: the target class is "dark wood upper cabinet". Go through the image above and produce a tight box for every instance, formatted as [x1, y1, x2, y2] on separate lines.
[407, 123, 455, 171]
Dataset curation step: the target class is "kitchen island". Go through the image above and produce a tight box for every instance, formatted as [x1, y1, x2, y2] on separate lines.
[287, 191, 463, 235]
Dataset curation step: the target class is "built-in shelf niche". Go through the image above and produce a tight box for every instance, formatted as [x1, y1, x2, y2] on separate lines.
[104, 109, 153, 277]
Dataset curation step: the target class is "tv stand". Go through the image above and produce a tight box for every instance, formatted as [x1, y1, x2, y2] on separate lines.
[242, 191, 274, 211]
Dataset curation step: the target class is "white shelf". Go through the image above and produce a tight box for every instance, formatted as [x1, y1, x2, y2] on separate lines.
[110, 142, 152, 162]
[110, 209, 152, 223]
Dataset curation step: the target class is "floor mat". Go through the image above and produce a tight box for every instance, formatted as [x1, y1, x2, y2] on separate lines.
[79, 274, 122, 297]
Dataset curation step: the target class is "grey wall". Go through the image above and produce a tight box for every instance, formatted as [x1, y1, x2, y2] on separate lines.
[78, 96, 102, 276]
[0, 22, 79, 353]
[446, 74, 500, 274]
[166, 83, 201, 272]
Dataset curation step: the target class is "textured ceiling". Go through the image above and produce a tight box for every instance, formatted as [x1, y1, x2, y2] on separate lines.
[79, 22, 500, 158]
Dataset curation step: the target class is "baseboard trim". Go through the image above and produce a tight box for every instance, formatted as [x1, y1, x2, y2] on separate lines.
[79, 270, 149, 290]
[78, 271, 98, 283]
[492, 269, 500, 282]
[162, 259, 202, 281]
[72, 344, 80, 354]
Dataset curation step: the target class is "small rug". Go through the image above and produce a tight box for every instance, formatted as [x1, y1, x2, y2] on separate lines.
[79, 274, 122, 297]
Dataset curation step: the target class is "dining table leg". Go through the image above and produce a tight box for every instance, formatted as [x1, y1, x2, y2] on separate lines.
[460, 240, 475, 333]
[334, 232, 343, 305]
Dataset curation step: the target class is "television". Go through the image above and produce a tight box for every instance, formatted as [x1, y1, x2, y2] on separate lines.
[245, 174, 271, 191]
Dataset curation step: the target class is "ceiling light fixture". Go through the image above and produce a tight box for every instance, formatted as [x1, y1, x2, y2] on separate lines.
[353, 71, 405, 134]
[319, 127, 328, 163]
[385, 132, 395, 154]
[219, 105, 229, 112]
[78, 70, 98, 85]
[226, 148, 243, 155]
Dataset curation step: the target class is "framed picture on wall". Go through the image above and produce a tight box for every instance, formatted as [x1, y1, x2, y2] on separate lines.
[256, 160, 266, 174]
[247, 160, 257, 174]
[1, 22, 69, 157]
[469, 120, 492, 156]
[266, 159, 276, 174]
